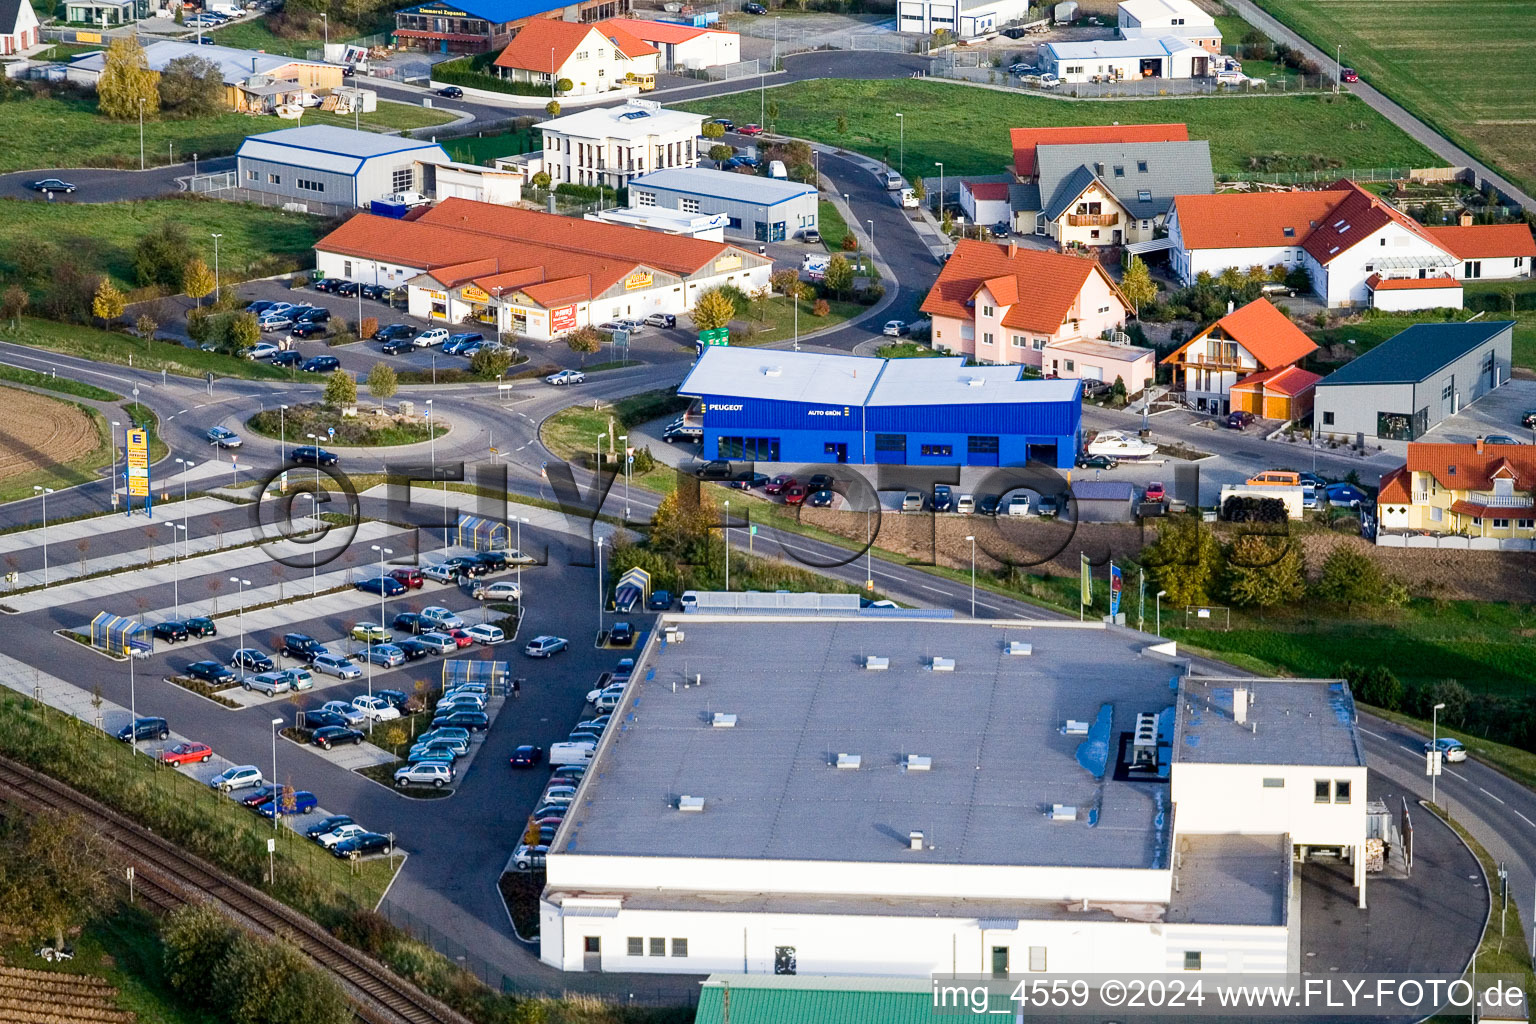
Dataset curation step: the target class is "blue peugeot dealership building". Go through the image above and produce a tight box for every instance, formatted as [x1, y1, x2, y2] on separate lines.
[678, 348, 1082, 468]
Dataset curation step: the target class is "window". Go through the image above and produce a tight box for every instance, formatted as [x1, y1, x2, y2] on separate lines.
[774, 947, 797, 975]
[1184, 952, 1202, 971]
[991, 947, 1009, 979]
[1029, 947, 1047, 972]
[1090, 230, 1100, 240]
[1429, 506, 1444, 522]
[1137, 160, 1148, 172]
[920, 444, 953, 457]
[268, 173, 281, 184]
[649, 938, 665, 957]
[1334, 780, 1352, 803]
[391, 167, 413, 193]
[246, 170, 258, 181]
[1314, 779, 1331, 803]
[968, 435, 999, 454]
[1012, 335, 1027, 348]
[727, 216, 742, 229]
[297, 179, 325, 193]
[1032, 337, 1047, 350]
[1493, 518, 1510, 529]
[981, 304, 993, 316]
[1322, 411, 1335, 426]
[1262, 777, 1284, 788]
[1113, 165, 1124, 177]
[680, 198, 701, 214]
[1442, 379, 1454, 402]
[874, 433, 906, 452]
[1137, 189, 1151, 202]
[982, 332, 994, 346]
[1520, 519, 1534, 529]
[1464, 260, 1482, 279]
[627, 937, 643, 956]
[575, 49, 587, 59]
[672, 938, 688, 957]
[1064, 359, 1075, 371]
[636, 191, 656, 207]
[1283, 226, 1296, 237]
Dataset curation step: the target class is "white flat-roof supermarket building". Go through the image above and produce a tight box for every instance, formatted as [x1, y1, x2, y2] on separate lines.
[539, 616, 1368, 977]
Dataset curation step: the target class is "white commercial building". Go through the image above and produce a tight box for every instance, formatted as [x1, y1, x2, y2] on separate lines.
[585, 206, 728, 241]
[602, 17, 741, 70]
[896, 0, 1032, 36]
[426, 159, 523, 206]
[538, 616, 1369, 978]
[1040, 35, 1217, 82]
[539, 99, 704, 190]
[1116, 0, 1220, 50]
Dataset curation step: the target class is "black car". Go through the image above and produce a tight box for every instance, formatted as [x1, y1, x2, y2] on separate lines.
[1000, 24, 1027, 37]
[437, 85, 464, 98]
[509, 744, 543, 767]
[300, 356, 340, 373]
[305, 814, 353, 839]
[290, 446, 339, 467]
[609, 621, 635, 646]
[230, 649, 275, 672]
[297, 307, 331, 324]
[374, 323, 415, 341]
[932, 484, 954, 513]
[361, 284, 390, 302]
[806, 473, 834, 492]
[1227, 410, 1256, 429]
[332, 831, 392, 858]
[432, 710, 489, 731]
[728, 471, 769, 489]
[185, 660, 235, 684]
[272, 350, 304, 368]
[472, 551, 508, 571]
[29, 178, 76, 194]
[117, 717, 169, 742]
[743, 2, 766, 11]
[313, 278, 344, 292]
[312, 725, 365, 749]
[302, 709, 348, 730]
[1076, 454, 1119, 470]
[807, 489, 834, 508]
[152, 621, 189, 643]
[396, 638, 431, 661]
[290, 321, 327, 339]
[694, 460, 733, 480]
[374, 689, 410, 709]
[334, 281, 359, 297]
[283, 631, 327, 662]
[977, 494, 1001, 516]
[184, 616, 217, 638]
[391, 611, 426, 634]
[246, 300, 277, 315]
[380, 337, 412, 355]
[648, 589, 672, 610]
[442, 555, 490, 577]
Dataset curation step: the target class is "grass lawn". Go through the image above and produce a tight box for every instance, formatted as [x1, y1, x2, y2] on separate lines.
[1306, 306, 1536, 373]
[0, 197, 325, 291]
[0, 93, 453, 173]
[1, 318, 300, 381]
[877, 341, 943, 359]
[540, 388, 690, 462]
[818, 198, 851, 252]
[0, 363, 120, 401]
[730, 292, 864, 346]
[442, 129, 539, 166]
[1252, 0, 1536, 194]
[206, 14, 319, 56]
[673, 80, 1442, 180]
[305, 101, 459, 135]
[247, 402, 449, 446]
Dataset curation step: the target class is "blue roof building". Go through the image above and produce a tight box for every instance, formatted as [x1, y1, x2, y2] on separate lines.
[394, 0, 626, 54]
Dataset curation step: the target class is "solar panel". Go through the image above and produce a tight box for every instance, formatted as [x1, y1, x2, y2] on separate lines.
[619, 110, 650, 120]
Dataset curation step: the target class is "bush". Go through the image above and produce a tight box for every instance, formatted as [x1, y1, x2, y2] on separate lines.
[469, 346, 514, 379]
[359, 316, 378, 339]
[812, 299, 829, 317]
[431, 56, 552, 97]
[840, 233, 859, 251]
[854, 284, 884, 305]
[1220, 496, 1288, 524]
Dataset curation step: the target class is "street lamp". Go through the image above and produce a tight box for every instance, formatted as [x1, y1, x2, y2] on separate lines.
[965, 535, 976, 617]
[368, 544, 392, 726]
[595, 536, 605, 633]
[174, 458, 194, 551]
[110, 420, 121, 509]
[321, 12, 328, 51]
[210, 233, 222, 303]
[895, 112, 904, 178]
[1155, 590, 1167, 637]
[230, 577, 251, 655]
[723, 499, 731, 592]
[516, 516, 529, 602]
[935, 161, 944, 220]
[138, 98, 144, 172]
[300, 491, 319, 595]
[867, 219, 875, 275]
[279, 404, 288, 463]
[1335, 44, 1342, 90]
[1431, 701, 1447, 805]
[270, 717, 285, 832]
[168, 522, 186, 617]
[33, 486, 51, 588]
[306, 433, 322, 504]
[618, 433, 630, 519]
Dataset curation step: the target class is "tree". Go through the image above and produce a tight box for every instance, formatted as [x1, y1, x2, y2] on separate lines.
[0, 808, 115, 949]
[469, 346, 513, 379]
[555, 77, 572, 93]
[564, 326, 602, 365]
[163, 903, 241, 1010]
[98, 37, 159, 121]
[135, 313, 159, 341]
[0, 284, 26, 324]
[835, 112, 847, 134]
[1120, 255, 1156, 312]
[708, 144, 734, 164]
[227, 311, 259, 352]
[911, 177, 926, 201]
[770, 268, 801, 295]
[648, 485, 720, 559]
[91, 279, 125, 327]
[1314, 546, 1405, 613]
[767, 99, 779, 120]
[323, 368, 356, 406]
[134, 222, 193, 290]
[184, 257, 215, 307]
[701, 120, 725, 140]
[158, 54, 223, 117]
[544, 100, 561, 117]
[1224, 535, 1305, 609]
[366, 362, 397, 400]
[824, 253, 854, 298]
[1143, 515, 1225, 607]
[690, 287, 735, 331]
[531, 171, 551, 188]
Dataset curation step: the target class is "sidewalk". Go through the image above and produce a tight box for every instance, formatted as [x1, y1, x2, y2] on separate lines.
[0, 495, 237, 560]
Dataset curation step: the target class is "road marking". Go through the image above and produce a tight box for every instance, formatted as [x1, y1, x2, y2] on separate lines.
[178, 409, 188, 415]
[976, 602, 1001, 612]
[920, 585, 948, 594]
[1516, 810, 1536, 828]
[1447, 768, 1468, 780]
[1479, 786, 1506, 804]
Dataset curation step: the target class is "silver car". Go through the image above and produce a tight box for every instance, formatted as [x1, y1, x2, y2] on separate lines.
[243, 671, 292, 696]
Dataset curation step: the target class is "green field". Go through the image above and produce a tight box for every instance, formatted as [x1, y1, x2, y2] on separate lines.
[206, 15, 320, 56]
[1253, 0, 1536, 194]
[0, 93, 454, 173]
[673, 79, 1443, 180]
[0, 197, 325, 290]
[1, 318, 301, 381]
[442, 129, 538, 166]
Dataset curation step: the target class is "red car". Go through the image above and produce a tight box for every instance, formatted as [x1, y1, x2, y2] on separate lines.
[1145, 482, 1166, 502]
[389, 568, 424, 589]
[1340, 67, 1358, 82]
[159, 741, 213, 766]
[739, 123, 764, 136]
[784, 484, 808, 506]
[765, 475, 796, 496]
[448, 628, 474, 648]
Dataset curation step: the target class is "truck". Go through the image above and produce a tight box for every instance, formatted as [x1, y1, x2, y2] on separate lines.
[1020, 72, 1060, 89]
[900, 187, 919, 209]
[369, 199, 410, 219]
[386, 190, 430, 207]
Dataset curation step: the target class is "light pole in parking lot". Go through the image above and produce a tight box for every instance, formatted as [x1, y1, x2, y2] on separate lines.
[965, 535, 976, 618]
[231, 576, 251, 658]
[895, 112, 904, 179]
[516, 516, 528, 603]
[33, 486, 51, 588]
[306, 433, 322, 500]
[168, 522, 186, 617]
[722, 499, 730, 592]
[1155, 590, 1167, 637]
[270, 717, 284, 834]
[110, 420, 121, 510]
[300, 492, 319, 595]
[279, 405, 288, 462]
[369, 544, 392, 729]
[595, 536, 604, 634]
[210, 233, 222, 303]
[174, 458, 194, 540]
[867, 219, 875, 276]
[618, 433, 630, 519]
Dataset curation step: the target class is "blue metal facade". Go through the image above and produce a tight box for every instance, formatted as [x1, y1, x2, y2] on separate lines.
[691, 391, 1082, 468]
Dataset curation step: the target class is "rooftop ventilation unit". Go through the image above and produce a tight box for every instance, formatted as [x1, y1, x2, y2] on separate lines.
[1050, 805, 1077, 821]
[1007, 641, 1033, 656]
[904, 755, 932, 772]
[865, 656, 889, 670]
[836, 753, 861, 769]
[931, 657, 955, 672]
[678, 796, 704, 812]
[1131, 712, 1159, 769]
[1233, 687, 1249, 725]
[909, 830, 925, 850]
[762, 366, 782, 377]
[1063, 720, 1090, 736]
[712, 713, 737, 728]
[966, 377, 985, 387]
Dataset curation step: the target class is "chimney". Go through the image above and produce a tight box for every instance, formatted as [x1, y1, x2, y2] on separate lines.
[1459, 210, 1473, 227]
[1476, 435, 1485, 453]
[1227, 299, 1235, 315]
[1007, 240, 1018, 258]
[1233, 687, 1248, 725]
[909, 830, 924, 851]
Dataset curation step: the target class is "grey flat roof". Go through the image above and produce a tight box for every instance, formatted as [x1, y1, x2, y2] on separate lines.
[1073, 481, 1137, 501]
[556, 619, 1179, 869]
[630, 167, 817, 206]
[1174, 677, 1365, 766]
[679, 347, 882, 407]
[69, 39, 329, 85]
[242, 124, 445, 159]
[867, 358, 1080, 406]
[1316, 320, 1515, 387]
[1166, 833, 1288, 926]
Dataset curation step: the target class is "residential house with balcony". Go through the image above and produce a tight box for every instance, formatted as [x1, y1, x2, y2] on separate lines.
[394, 0, 630, 54]
[1161, 298, 1317, 416]
[1377, 439, 1536, 539]
[492, 17, 657, 97]
[535, 98, 700, 190]
[920, 239, 1140, 382]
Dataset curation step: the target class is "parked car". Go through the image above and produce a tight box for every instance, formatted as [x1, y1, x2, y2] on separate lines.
[312, 653, 362, 679]
[932, 484, 954, 513]
[152, 621, 189, 643]
[242, 671, 291, 696]
[374, 689, 411, 710]
[649, 589, 673, 610]
[432, 709, 489, 731]
[230, 648, 275, 672]
[332, 832, 393, 858]
[300, 356, 340, 373]
[319, 700, 367, 726]
[421, 563, 458, 583]
[643, 312, 677, 328]
[978, 494, 1001, 516]
[412, 734, 469, 757]
[374, 323, 414, 341]
[289, 321, 327, 340]
[356, 576, 407, 597]
[313, 822, 367, 847]
[901, 491, 924, 513]
[257, 790, 317, 818]
[1484, 434, 1522, 446]
[784, 484, 808, 506]
[738, 122, 764, 135]
[806, 489, 834, 508]
[302, 710, 347, 731]
[312, 725, 365, 749]
[663, 422, 703, 444]
[363, 644, 406, 668]
[350, 622, 393, 644]
[412, 328, 450, 348]
[956, 494, 976, 515]
[395, 762, 454, 788]
[186, 660, 234, 685]
[442, 555, 489, 578]
[471, 580, 521, 602]
[1227, 410, 1256, 429]
[272, 350, 304, 368]
[1325, 483, 1371, 507]
[282, 632, 327, 662]
[205, 426, 242, 449]
[417, 632, 457, 654]
[159, 741, 214, 766]
[1006, 494, 1032, 516]
[1144, 481, 1166, 503]
[353, 694, 401, 721]
[1340, 67, 1359, 82]
[418, 606, 464, 630]
[765, 475, 796, 495]
[509, 744, 543, 768]
[290, 446, 339, 466]
[313, 277, 344, 293]
[210, 764, 263, 792]
[882, 320, 909, 337]
[608, 621, 635, 646]
[392, 612, 427, 634]
[1076, 454, 1119, 470]
[546, 369, 585, 386]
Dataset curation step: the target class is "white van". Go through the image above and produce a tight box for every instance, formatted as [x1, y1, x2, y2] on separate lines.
[768, 160, 787, 179]
[883, 170, 901, 190]
[549, 741, 596, 767]
[900, 187, 918, 209]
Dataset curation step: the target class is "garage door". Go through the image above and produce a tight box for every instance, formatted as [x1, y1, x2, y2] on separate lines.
[1080, 365, 1103, 382]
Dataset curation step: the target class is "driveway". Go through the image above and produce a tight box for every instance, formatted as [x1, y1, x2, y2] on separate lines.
[0, 157, 235, 202]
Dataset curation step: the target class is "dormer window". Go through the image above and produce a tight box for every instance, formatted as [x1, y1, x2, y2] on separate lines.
[1448, 465, 1457, 475]
[1494, 478, 1515, 498]
[1137, 189, 1151, 202]
[1283, 227, 1295, 237]
[1137, 160, 1148, 172]
[1113, 166, 1124, 177]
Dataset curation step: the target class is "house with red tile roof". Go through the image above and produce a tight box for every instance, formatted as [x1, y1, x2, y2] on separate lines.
[600, 17, 739, 69]
[1166, 183, 1530, 309]
[491, 18, 657, 95]
[960, 181, 1012, 228]
[1376, 438, 1536, 540]
[393, 0, 625, 54]
[0, 0, 41, 55]
[312, 197, 770, 340]
[1161, 298, 1317, 416]
[920, 239, 1144, 386]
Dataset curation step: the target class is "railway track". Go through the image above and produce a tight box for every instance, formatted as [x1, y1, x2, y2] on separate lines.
[0, 755, 472, 1024]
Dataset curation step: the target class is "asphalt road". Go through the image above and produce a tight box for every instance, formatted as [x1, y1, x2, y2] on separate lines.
[0, 156, 236, 203]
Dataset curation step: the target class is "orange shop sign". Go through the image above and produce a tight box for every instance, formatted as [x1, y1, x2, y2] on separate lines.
[462, 285, 491, 303]
[624, 271, 654, 291]
[551, 306, 577, 332]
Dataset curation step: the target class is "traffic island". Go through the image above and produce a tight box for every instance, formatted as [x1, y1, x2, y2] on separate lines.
[246, 402, 449, 447]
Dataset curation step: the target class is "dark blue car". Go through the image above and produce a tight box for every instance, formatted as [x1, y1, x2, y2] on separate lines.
[257, 790, 318, 817]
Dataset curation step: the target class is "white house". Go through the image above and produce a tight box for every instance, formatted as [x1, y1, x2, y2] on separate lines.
[1166, 190, 1344, 285]
[958, 180, 1012, 226]
[1298, 182, 1461, 307]
[1040, 35, 1218, 83]
[491, 18, 658, 97]
[896, 0, 1032, 36]
[1427, 221, 1536, 282]
[538, 99, 704, 190]
[1116, 0, 1219, 51]
[602, 18, 740, 70]
[0, 0, 41, 56]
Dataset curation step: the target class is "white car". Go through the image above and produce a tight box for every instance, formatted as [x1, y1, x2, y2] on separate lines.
[395, 761, 453, 788]
[437, 692, 485, 711]
[421, 563, 458, 583]
[246, 342, 280, 360]
[315, 823, 368, 849]
[472, 580, 521, 601]
[209, 764, 263, 792]
[541, 785, 578, 805]
[1006, 494, 1032, 516]
[312, 653, 362, 679]
[352, 694, 401, 722]
[545, 370, 585, 386]
[242, 671, 292, 696]
[419, 606, 464, 630]
[320, 700, 367, 726]
[464, 623, 506, 645]
[412, 327, 450, 348]
[417, 632, 457, 655]
[882, 320, 909, 337]
[512, 843, 548, 871]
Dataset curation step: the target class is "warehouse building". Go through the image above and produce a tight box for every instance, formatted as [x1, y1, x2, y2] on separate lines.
[896, 0, 1031, 37]
[629, 167, 818, 243]
[236, 125, 449, 208]
[1313, 320, 1514, 441]
[538, 616, 1368, 977]
[678, 347, 1082, 467]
